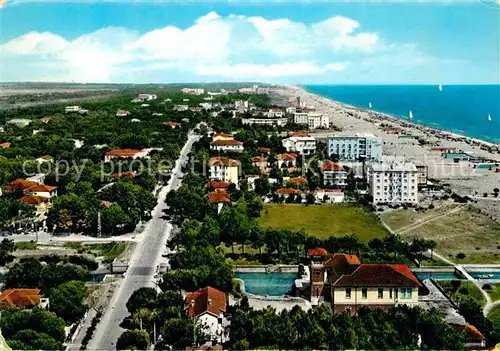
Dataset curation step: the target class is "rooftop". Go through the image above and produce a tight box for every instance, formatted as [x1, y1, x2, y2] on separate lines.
[288, 177, 308, 184]
[106, 149, 143, 156]
[185, 286, 226, 318]
[277, 153, 297, 160]
[369, 161, 417, 172]
[19, 195, 50, 205]
[208, 191, 231, 203]
[211, 139, 243, 146]
[208, 157, 240, 167]
[277, 187, 298, 194]
[26, 184, 57, 192]
[332, 264, 422, 288]
[0, 289, 41, 309]
[3, 179, 39, 191]
[321, 161, 345, 172]
[206, 181, 230, 189]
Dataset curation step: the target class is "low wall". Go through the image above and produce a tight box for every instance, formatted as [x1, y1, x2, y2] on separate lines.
[234, 265, 298, 273]
[412, 267, 455, 273]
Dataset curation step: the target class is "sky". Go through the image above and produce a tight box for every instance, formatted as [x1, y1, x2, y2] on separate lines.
[0, 1, 499, 84]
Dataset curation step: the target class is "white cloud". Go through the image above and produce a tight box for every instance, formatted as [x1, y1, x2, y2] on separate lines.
[0, 11, 435, 83]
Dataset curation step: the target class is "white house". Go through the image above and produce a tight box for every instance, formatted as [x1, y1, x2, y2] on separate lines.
[185, 286, 227, 344]
[282, 136, 316, 155]
[137, 93, 157, 101]
[208, 157, 240, 185]
[234, 100, 249, 110]
[65, 106, 81, 113]
[328, 133, 383, 161]
[6, 119, 32, 127]
[174, 105, 189, 111]
[25, 184, 58, 198]
[265, 108, 284, 118]
[116, 110, 130, 117]
[181, 88, 205, 95]
[368, 161, 418, 204]
[314, 189, 345, 203]
[241, 118, 288, 127]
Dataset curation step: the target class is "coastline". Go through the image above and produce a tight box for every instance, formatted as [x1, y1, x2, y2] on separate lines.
[280, 84, 500, 152]
[276, 84, 500, 220]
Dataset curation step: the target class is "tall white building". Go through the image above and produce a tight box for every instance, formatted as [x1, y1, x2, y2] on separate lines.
[328, 133, 383, 161]
[234, 100, 249, 110]
[294, 112, 329, 130]
[282, 136, 316, 155]
[368, 161, 418, 204]
[181, 88, 204, 95]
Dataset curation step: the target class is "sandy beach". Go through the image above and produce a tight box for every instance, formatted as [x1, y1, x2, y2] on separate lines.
[277, 85, 500, 219]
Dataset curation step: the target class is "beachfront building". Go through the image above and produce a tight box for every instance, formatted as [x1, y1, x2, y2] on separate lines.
[241, 117, 288, 127]
[321, 161, 347, 188]
[265, 108, 284, 118]
[185, 286, 227, 344]
[208, 157, 240, 186]
[327, 133, 383, 161]
[368, 161, 418, 204]
[181, 88, 205, 95]
[282, 136, 316, 155]
[294, 112, 329, 130]
[307, 250, 421, 313]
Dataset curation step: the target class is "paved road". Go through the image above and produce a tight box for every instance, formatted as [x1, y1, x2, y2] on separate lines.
[88, 132, 199, 350]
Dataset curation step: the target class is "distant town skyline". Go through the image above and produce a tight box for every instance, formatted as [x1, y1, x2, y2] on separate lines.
[1, 1, 498, 84]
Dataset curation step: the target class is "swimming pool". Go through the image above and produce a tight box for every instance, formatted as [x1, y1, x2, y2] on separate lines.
[235, 272, 297, 296]
[415, 272, 461, 281]
[469, 271, 500, 280]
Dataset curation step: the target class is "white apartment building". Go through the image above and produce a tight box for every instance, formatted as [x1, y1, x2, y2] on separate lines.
[137, 94, 157, 101]
[282, 136, 316, 155]
[208, 157, 240, 185]
[321, 161, 348, 188]
[234, 100, 249, 110]
[181, 88, 204, 95]
[173, 104, 189, 111]
[328, 133, 383, 161]
[241, 118, 288, 127]
[294, 112, 329, 130]
[286, 106, 297, 114]
[266, 108, 284, 118]
[368, 161, 418, 204]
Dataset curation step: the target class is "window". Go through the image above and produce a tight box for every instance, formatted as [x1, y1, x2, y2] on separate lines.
[345, 288, 351, 299]
[389, 288, 393, 299]
[362, 288, 367, 299]
[400, 288, 412, 299]
[395, 288, 399, 299]
[378, 288, 383, 299]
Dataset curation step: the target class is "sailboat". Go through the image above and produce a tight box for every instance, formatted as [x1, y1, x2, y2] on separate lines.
[439, 84, 443, 92]
[409, 110, 413, 120]
[488, 114, 492, 122]
[369, 102, 372, 108]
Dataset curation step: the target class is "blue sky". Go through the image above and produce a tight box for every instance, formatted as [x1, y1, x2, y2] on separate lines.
[1, 1, 499, 84]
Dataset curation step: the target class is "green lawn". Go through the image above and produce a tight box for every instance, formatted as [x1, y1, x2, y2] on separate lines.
[485, 284, 500, 302]
[438, 280, 486, 307]
[488, 304, 500, 329]
[14, 242, 38, 250]
[258, 204, 388, 241]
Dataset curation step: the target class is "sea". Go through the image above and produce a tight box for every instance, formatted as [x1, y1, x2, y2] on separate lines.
[302, 85, 500, 144]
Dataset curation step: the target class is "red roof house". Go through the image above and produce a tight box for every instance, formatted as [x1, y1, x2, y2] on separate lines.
[0, 289, 42, 309]
[185, 286, 226, 318]
[322, 161, 345, 172]
[208, 191, 231, 204]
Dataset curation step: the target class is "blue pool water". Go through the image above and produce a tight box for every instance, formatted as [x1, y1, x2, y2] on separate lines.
[303, 85, 500, 143]
[415, 272, 461, 281]
[235, 272, 296, 296]
[469, 272, 500, 280]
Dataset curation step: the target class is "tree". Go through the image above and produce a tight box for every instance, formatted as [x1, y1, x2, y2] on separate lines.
[49, 280, 88, 324]
[4, 257, 43, 288]
[40, 263, 88, 292]
[101, 204, 133, 236]
[126, 287, 158, 314]
[254, 175, 271, 196]
[0, 308, 65, 343]
[0, 238, 16, 266]
[116, 329, 150, 350]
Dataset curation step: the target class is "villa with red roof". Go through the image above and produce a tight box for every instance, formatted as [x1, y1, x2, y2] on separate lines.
[277, 153, 297, 169]
[163, 121, 180, 128]
[104, 149, 150, 162]
[116, 109, 130, 117]
[210, 139, 244, 153]
[0, 289, 48, 309]
[208, 157, 240, 186]
[307, 249, 421, 315]
[185, 286, 227, 343]
[205, 181, 230, 192]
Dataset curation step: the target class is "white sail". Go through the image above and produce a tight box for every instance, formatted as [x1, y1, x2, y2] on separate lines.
[488, 114, 492, 121]
[409, 110, 413, 120]
[369, 102, 372, 108]
[439, 84, 443, 92]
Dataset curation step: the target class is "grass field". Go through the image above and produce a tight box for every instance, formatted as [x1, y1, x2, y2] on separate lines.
[488, 304, 500, 329]
[258, 204, 388, 241]
[382, 204, 500, 264]
[485, 284, 500, 302]
[438, 280, 486, 307]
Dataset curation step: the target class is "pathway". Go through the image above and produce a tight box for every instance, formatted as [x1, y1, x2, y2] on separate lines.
[398, 205, 465, 234]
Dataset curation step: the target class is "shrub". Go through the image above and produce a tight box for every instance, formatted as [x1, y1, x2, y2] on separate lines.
[483, 284, 492, 290]
[428, 203, 435, 210]
[456, 253, 466, 259]
[458, 287, 469, 295]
